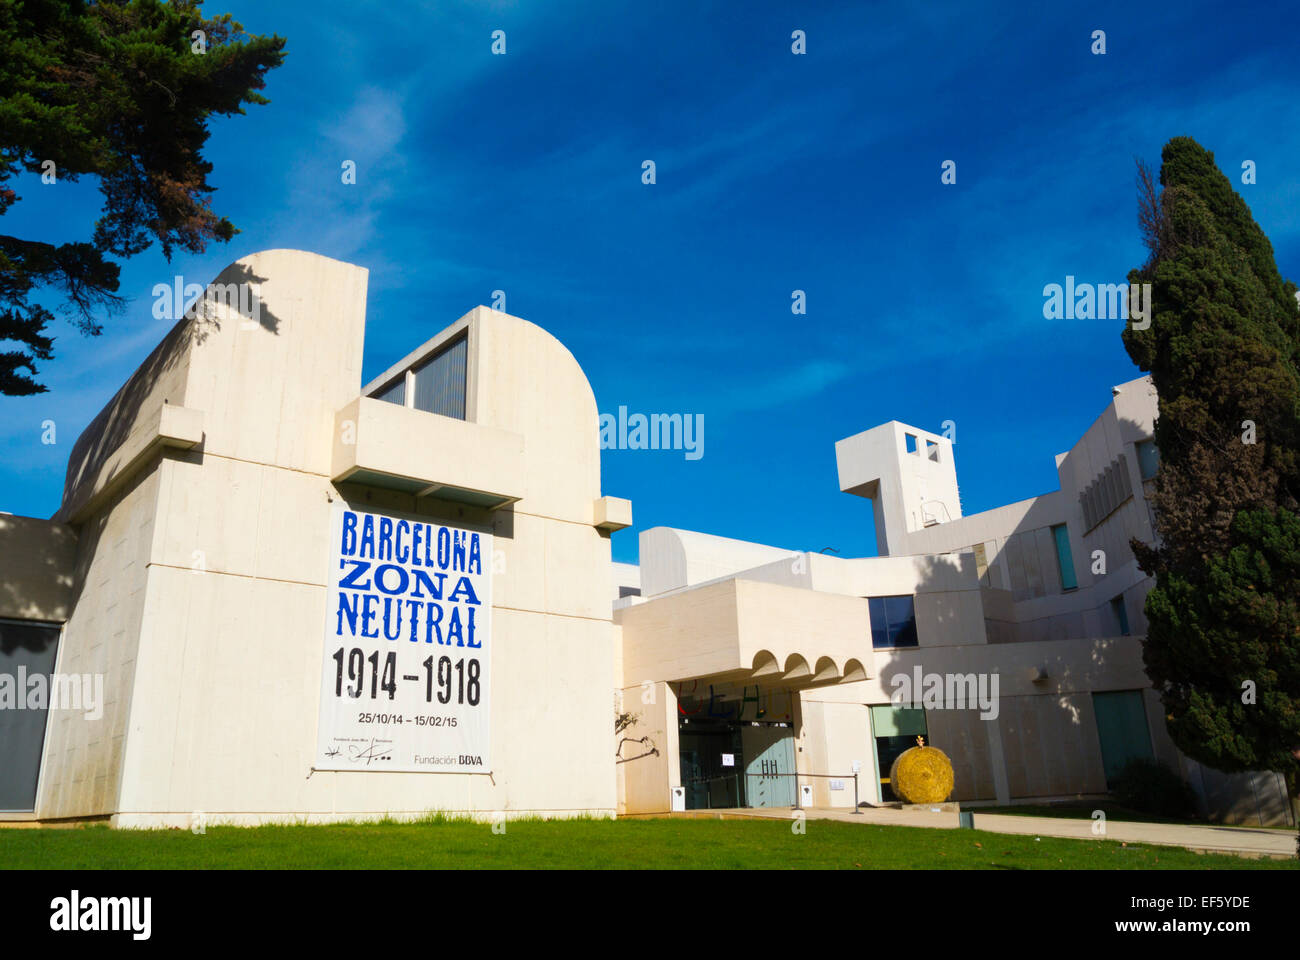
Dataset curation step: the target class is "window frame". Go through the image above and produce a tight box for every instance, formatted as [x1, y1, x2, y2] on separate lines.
[1136, 439, 1159, 481]
[1110, 595, 1131, 636]
[371, 332, 469, 421]
[409, 334, 468, 419]
[868, 595, 919, 649]
[1051, 523, 1078, 592]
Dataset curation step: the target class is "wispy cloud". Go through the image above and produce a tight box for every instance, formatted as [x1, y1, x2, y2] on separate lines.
[710, 358, 854, 418]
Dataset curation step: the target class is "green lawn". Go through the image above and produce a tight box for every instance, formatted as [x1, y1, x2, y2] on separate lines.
[1, 816, 1295, 869]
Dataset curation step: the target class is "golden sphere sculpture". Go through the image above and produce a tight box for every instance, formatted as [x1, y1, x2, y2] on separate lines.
[888, 736, 954, 804]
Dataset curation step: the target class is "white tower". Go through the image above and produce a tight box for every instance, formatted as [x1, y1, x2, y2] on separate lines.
[835, 421, 961, 556]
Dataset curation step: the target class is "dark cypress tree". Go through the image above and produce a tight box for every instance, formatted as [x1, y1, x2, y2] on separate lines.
[1123, 137, 1300, 828]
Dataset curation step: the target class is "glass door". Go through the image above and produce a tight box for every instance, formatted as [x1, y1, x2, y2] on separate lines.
[743, 724, 796, 807]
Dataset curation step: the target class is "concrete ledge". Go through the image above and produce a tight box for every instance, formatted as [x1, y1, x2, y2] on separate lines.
[594, 496, 632, 531]
[57, 404, 203, 525]
[332, 396, 525, 509]
[618, 578, 873, 688]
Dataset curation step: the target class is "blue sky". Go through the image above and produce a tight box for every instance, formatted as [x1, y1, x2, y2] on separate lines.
[3, 0, 1298, 565]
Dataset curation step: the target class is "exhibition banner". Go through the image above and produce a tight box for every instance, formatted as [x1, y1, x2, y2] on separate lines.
[315, 506, 492, 772]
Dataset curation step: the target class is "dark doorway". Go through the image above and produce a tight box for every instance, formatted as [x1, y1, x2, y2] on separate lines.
[870, 704, 929, 802]
[679, 717, 745, 809]
[0, 619, 62, 812]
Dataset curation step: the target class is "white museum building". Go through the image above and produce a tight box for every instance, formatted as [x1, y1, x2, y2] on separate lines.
[0, 250, 1290, 827]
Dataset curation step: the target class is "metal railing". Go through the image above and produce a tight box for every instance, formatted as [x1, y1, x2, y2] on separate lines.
[682, 771, 862, 813]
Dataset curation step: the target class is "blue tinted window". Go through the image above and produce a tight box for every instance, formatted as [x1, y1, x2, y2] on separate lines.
[412, 336, 467, 419]
[1136, 440, 1159, 480]
[869, 595, 918, 648]
[1111, 596, 1131, 636]
[1052, 524, 1077, 591]
[869, 598, 889, 647]
[375, 376, 405, 406]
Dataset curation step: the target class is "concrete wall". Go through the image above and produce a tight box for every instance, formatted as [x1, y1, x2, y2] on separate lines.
[37, 465, 162, 818]
[0, 514, 77, 622]
[638, 527, 796, 599]
[995, 693, 1107, 798]
[800, 700, 875, 807]
[28, 290, 213, 819]
[617, 681, 679, 814]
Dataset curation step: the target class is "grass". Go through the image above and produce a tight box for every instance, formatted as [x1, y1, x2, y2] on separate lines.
[974, 801, 1297, 830]
[1, 815, 1295, 869]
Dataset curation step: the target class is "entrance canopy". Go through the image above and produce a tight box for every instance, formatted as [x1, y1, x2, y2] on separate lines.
[617, 578, 871, 692]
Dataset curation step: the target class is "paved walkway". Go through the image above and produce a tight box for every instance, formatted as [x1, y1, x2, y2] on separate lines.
[652, 806, 1296, 858]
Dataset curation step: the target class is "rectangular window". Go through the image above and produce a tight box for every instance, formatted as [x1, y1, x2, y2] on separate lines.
[1051, 524, 1077, 591]
[1092, 690, 1153, 785]
[411, 335, 467, 419]
[971, 542, 988, 582]
[868, 595, 918, 648]
[1110, 596, 1131, 636]
[904, 433, 918, 454]
[0, 619, 61, 812]
[1136, 440, 1159, 480]
[926, 439, 939, 462]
